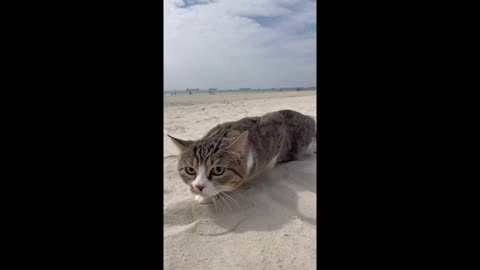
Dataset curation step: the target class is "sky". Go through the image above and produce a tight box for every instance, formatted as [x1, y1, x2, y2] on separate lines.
[164, 0, 316, 90]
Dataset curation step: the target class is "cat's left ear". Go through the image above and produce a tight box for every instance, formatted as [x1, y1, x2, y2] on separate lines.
[225, 131, 249, 155]
[168, 135, 194, 152]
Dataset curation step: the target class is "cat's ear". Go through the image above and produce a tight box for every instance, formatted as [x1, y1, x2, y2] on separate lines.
[224, 131, 249, 155]
[168, 135, 194, 152]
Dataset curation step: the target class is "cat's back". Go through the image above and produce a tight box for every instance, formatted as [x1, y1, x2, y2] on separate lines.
[275, 110, 316, 162]
[204, 110, 314, 143]
[204, 112, 289, 139]
[201, 110, 315, 179]
[203, 114, 284, 172]
[277, 109, 316, 133]
[203, 116, 263, 139]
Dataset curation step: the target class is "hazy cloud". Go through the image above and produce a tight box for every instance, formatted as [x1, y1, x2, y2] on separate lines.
[164, 0, 316, 90]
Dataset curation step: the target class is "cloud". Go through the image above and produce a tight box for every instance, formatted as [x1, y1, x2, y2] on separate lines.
[164, 0, 316, 90]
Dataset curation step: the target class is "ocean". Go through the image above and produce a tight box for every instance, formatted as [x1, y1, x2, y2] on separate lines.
[164, 87, 316, 95]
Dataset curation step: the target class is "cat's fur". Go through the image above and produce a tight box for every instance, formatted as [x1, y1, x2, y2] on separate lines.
[168, 110, 316, 203]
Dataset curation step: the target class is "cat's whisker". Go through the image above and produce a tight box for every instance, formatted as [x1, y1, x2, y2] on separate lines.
[213, 194, 223, 211]
[224, 196, 240, 209]
[214, 194, 224, 210]
[221, 194, 233, 211]
[216, 185, 236, 192]
[227, 195, 240, 208]
[220, 196, 227, 212]
[222, 192, 235, 206]
[219, 193, 232, 211]
[212, 195, 218, 212]
[221, 192, 240, 208]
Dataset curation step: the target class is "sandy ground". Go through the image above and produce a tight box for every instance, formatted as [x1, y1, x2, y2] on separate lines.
[164, 91, 317, 270]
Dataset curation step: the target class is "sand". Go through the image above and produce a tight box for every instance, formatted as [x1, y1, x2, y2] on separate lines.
[164, 91, 317, 270]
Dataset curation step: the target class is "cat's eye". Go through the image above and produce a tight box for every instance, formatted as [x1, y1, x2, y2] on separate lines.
[185, 167, 196, 175]
[211, 166, 225, 176]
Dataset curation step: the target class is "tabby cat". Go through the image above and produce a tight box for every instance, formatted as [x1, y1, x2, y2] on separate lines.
[168, 109, 316, 204]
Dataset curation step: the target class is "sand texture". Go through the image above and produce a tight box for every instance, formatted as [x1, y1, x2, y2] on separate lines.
[164, 91, 317, 270]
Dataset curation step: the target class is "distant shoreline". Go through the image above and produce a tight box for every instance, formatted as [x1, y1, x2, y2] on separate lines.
[164, 89, 316, 106]
[164, 88, 316, 95]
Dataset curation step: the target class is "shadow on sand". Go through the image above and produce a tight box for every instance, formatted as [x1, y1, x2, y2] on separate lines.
[190, 153, 317, 236]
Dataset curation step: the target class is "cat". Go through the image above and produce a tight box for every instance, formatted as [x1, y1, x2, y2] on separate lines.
[168, 109, 316, 204]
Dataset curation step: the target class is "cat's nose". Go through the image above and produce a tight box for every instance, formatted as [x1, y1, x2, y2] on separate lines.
[194, 184, 204, 192]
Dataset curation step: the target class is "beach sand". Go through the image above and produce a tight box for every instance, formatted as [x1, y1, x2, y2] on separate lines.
[164, 91, 317, 270]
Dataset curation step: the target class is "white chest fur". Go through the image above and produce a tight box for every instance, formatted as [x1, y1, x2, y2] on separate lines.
[266, 153, 279, 170]
[246, 149, 255, 176]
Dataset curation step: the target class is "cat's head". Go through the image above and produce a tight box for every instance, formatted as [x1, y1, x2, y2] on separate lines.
[168, 131, 249, 200]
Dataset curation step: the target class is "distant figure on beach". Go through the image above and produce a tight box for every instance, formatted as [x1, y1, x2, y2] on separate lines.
[189, 91, 192, 95]
[297, 88, 300, 91]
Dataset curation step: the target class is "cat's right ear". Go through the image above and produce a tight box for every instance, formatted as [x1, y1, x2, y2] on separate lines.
[224, 130, 249, 155]
[168, 135, 194, 152]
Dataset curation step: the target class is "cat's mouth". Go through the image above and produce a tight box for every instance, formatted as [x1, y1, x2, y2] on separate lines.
[189, 186, 202, 195]
[189, 186, 217, 198]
